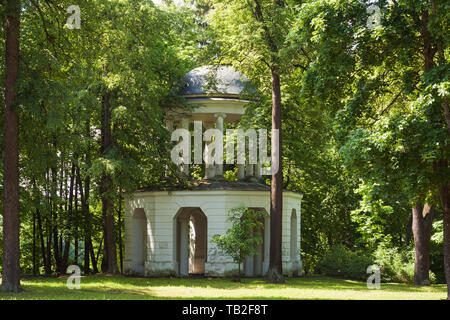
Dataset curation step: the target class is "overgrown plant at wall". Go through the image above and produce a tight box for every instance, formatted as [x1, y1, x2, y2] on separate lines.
[316, 244, 373, 281]
[211, 206, 265, 282]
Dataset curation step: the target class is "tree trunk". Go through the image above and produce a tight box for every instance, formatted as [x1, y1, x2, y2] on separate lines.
[435, 158, 450, 299]
[267, 70, 284, 284]
[96, 235, 103, 270]
[117, 188, 124, 274]
[405, 213, 413, 246]
[438, 182, 450, 300]
[238, 263, 241, 282]
[58, 160, 65, 269]
[82, 119, 94, 274]
[426, 3, 450, 298]
[36, 209, 51, 275]
[51, 165, 61, 275]
[412, 203, 435, 286]
[101, 245, 108, 273]
[74, 167, 80, 266]
[2, 0, 21, 293]
[90, 239, 99, 274]
[32, 210, 37, 275]
[61, 162, 68, 262]
[100, 90, 119, 274]
[77, 163, 91, 274]
[46, 236, 52, 273]
[61, 163, 76, 272]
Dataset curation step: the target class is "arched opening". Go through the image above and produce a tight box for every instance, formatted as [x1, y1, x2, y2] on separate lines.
[290, 209, 299, 276]
[244, 208, 269, 277]
[174, 207, 207, 276]
[131, 208, 147, 275]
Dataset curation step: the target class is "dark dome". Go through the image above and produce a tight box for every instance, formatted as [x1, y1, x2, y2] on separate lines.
[178, 65, 248, 97]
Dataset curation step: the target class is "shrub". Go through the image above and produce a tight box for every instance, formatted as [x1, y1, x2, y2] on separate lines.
[316, 245, 373, 281]
[373, 242, 436, 284]
[301, 252, 320, 275]
[315, 242, 439, 284]
[211, 206, 265, 280]
[430, 220, 446, 283]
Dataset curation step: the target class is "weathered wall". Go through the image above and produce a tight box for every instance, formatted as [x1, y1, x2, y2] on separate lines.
[123, 190, 303, 277]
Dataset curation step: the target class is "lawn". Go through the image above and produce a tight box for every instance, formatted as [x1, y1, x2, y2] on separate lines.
[0, 275, 447, 300]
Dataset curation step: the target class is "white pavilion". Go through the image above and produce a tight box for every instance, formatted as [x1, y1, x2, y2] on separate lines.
[123, 66, 303, 277]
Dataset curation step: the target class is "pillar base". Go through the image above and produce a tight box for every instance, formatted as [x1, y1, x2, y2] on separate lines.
[144, 261, 176, 277]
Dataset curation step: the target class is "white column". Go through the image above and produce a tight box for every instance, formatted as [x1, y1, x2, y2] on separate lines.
[204, 121, 216, 179]
[246, 164, 254, 177]
[237, 164, 245, 180]
[255, 163, 262, 179]
[263, 216, 270, 274]
[165, 119, 174, 179]
[189, 217, 195, 274]
[254, 240, 263, 276]
[190, 213, 206, 275]
[231, 119, 245, 180]
[181, 118, 190, 176]
[179, 218, 189, 276]
[290, 209, 298, 275]
[244, 231, 254, 277]
[214, 113, 227, 177]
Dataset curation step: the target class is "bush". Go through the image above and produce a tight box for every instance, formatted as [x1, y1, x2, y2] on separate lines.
[429, 241, 445, 283]
[211, 206, 265, 280]
[301, 252, 320, 275]
[373, 242, 436, 284]
[316, 245, 373, 281]
[430, 221, 446, 283]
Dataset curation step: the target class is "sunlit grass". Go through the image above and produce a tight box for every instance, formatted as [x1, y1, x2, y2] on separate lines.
[0, 275, 447, 300]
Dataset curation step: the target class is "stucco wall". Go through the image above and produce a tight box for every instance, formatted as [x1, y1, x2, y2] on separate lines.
[124, 190, 302, 277]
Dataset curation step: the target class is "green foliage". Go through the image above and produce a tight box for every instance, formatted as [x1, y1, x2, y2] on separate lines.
[207, 0, 365, 269]
[223, 169, 238, 181]
[373, 242, 413, 283]
[350, 182, 394, 248]
[0, 0, 200, 276]
[317, 241, 440, 284]
[431, 220, 444, 243]
[0, 209, 2, 273]
[290, 0, 449, 288]
[1, 0, 448, 286]
[316, 245, 373, 281]
[211, 206, 265, 277]
[430, 221, 446, 283]
[373, 242, 414, 283]
[373, 242, 437, 284]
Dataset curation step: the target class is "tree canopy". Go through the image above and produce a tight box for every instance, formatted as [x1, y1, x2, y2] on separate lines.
[1, 0, 449, 298]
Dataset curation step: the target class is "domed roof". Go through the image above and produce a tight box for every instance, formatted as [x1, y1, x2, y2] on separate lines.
[178, 65, 248, 97]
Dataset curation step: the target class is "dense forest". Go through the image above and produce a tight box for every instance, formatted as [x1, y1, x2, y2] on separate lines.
[0, 0, 449, 298]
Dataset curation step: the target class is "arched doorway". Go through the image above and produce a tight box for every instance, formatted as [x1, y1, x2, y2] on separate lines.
[290, 209, 299, 276]
[174, 207, 207, 276]
[131, 208, 147, 275]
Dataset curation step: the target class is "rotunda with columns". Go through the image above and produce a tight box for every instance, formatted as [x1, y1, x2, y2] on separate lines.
[123, 65, 303, 277]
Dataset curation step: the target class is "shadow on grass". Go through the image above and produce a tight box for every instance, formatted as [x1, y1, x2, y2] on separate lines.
[287, 276, 446, 293]
[1, 274, 446, 300]
[109, 275, 445, 294]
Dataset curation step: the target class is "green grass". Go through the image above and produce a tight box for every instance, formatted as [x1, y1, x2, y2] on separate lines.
[0, 275, 447, 300]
